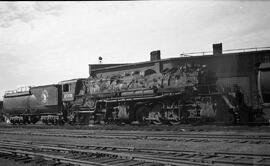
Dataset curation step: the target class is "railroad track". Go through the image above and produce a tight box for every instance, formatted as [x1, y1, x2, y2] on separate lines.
[0, 139, 160, 166]
[0, 130, 269, 145]
[0, 139, 269, 166]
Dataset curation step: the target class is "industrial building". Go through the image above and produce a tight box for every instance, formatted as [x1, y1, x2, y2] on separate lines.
[89, 44, 270, 112]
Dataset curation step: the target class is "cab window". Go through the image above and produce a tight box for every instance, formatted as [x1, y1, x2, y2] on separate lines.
[63, 84, 70, 92]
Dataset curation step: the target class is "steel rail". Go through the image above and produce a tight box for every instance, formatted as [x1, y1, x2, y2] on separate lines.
[0, 141, 204, 166]
[2, 129, 270, 139]
[0, 148, 109, 166]
[2, 128, 270, 139]
[0, 139, 270, 166]
[0, 130, 269, 145]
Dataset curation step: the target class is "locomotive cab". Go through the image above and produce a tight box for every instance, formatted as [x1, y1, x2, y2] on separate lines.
[59, 78, 86, 102]
[58, 78, 88, 124]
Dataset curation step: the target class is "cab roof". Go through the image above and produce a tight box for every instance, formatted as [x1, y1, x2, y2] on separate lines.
[58, 78, 86, 84]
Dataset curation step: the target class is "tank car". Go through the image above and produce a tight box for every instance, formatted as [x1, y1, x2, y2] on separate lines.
[3, 84, 62, 124]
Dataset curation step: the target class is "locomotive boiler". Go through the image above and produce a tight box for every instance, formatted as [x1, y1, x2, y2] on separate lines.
[62, 62, 219, 125]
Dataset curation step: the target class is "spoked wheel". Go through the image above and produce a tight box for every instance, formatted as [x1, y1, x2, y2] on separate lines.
[67, 111, 76, 125]
[165, 110, 180, 125]
[149, 104, 163, 125]
[146, 111, 162, 125]
[136, 106, 151, 124]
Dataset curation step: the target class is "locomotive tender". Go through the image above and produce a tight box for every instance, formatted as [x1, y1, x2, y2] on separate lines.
[3, 85, 62, 124]
[3, 44, 270, 125]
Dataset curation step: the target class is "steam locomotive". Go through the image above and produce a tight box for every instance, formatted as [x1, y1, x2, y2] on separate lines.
[3, 62, 222, 125]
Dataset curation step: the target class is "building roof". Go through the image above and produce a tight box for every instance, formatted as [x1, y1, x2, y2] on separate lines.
[89, 48, 270, 74]
[259, 62, 270, 70]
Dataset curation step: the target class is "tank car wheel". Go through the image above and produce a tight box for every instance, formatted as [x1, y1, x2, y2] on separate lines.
[152, 120, 162, 125]
[168, 120, 180, 125]
[42, 119, 48, 125]
[27, 116, 32, 124]
[22, 116, 28, 125]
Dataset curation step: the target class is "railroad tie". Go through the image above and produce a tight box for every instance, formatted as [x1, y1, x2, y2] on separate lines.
[102, 159, 132, 165]
[14, 156, 31, 162]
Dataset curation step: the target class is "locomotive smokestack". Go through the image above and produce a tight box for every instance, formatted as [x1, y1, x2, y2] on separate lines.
[150, 50, 161, 61]
[213, 43, 223, 56]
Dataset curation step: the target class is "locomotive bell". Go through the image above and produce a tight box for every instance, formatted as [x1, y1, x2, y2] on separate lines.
[98, 56, 103, 64]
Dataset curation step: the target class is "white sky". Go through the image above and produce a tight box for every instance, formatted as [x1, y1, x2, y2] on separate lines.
[0, 1, 270, 100]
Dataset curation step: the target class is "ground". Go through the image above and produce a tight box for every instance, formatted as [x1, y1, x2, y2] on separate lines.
[0, 124, 269, 165]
